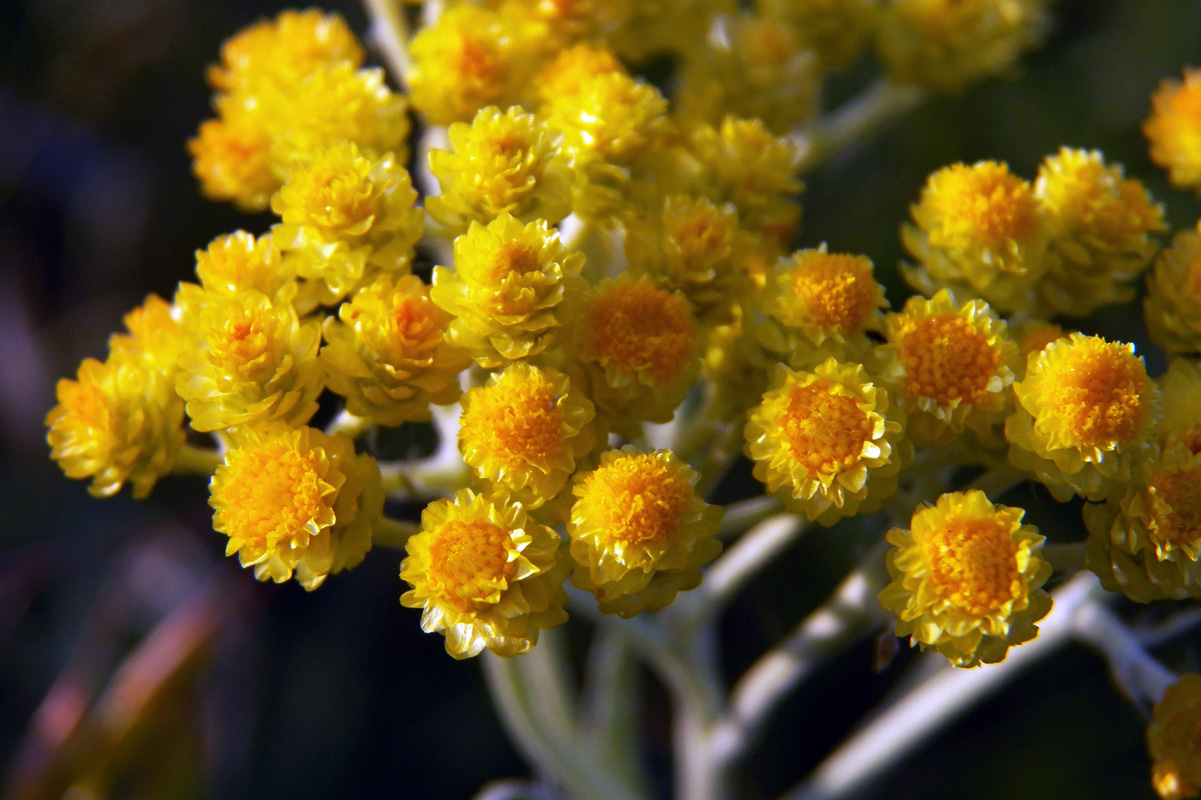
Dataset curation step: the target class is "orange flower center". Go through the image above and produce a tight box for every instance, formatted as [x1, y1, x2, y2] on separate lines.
[1040, 338, 1151, 447]
[216, 443, 333, 549]
[426, 519, 514, 607]
[779, 380, 873, 475]
[899, 313, 1003, 405]
[389, 293, 441, 349]
[788, 253, 879, 332]
[587, 283, 695, 381]
[212, 308, 273, 376]
[925, 162, 1039, 251]
[922, 516, 1023, 617]
[460, 376, 565, 466]
[582, 455, 692, 546]
[1149, 465, 1201, 549]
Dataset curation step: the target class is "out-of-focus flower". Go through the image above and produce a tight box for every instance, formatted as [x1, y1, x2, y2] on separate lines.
[1145, 69, 1201, 195]
[400, 489, 569, 658]
[879, 490, 1052, 668]
[568, 447, 722, 618]
[1148, 673, 1201, 800]
[206, 9, 363, 93]
[1156, 359, 1201, 455]
[759, 0, 878, 70]
[1146, 222, 1201, 356]
[210, 423, 383, 590]
[194, 230, 296, 303]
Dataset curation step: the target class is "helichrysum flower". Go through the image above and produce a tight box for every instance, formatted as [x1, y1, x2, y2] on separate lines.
[107, 294, 187, 376]
[1006, 333, 1160, 502]
[532, 42, 626, 107]
[194, 230, 296, 302]
[1034, 148, 1165, 317]
[758, 0, 877, 70]
[745, 358, 907, 526]
[568, 447, 722, 618]
[321, 274, 470, 426]
[1156, 358, 1201, 455]
[205, 9, 363, 93]
[210, 423, 383, 590]
[271, 142, 423, 306]
[47, 348, 186, 499]
[1085, 443, 1201, 603]
[875, 0, 1050, 93]
[542, 69, 670, 167]
[426, 106, 574, 237]
[431, 213, 586, 367]
[879, 490, 1052, 668]
[1145, 222, 1201, 356]
[188, 103, 277, 212]
[755, 246, 888, 368]
[902, 160, 1049, 313]
[880, 290, 1018, 447]
[1145, 69, 1201, 195]
[400, 489, 570, 658]
[175, 287, 324, 433]
[1147, 673, 1201, 800]
[572, 277, 700, 425]
[406, 6, 546, 126]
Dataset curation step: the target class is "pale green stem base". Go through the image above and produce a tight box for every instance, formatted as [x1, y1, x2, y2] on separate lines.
[172, 443, 222, 476]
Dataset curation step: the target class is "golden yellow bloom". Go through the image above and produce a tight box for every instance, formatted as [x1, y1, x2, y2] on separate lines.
[107, 294, 187, 376]
[491, 0, 620, 46]
[1085, 443, 1201, 603]
[902, 161, 1049, 313]
[431, 213, 586, 367]
[47, 348, 186, 499]
[880, 290, 1017, 447]
[195, 230, 295, 301]
[541, 70, 670, 164]
[210, 424, 382, 590]
[400, 489, 569, 658]
[745, 359, 907, 525]
[1146, 222, 1201, 356]
[459, 362, 595, 508]
[1006, 333, 1159, 502]
[532, 42, 626, 105]
[1156, 359, 1201, 455]
[187, 105, 276, 213]
[879, 490, 1052, 668]
[1148, 673, 1201, 800]
[572, 277, 699, 425]
[321, 274, 470, 426]
[407, 6, 546, 126]
[1034, 148, 1165, 317]
[206, 9, 363, 93]
[426, 106, 574, 236]
[175, 288, 324, 433]
[759, 0, 877, 70]
[755, 246, 888, 368]
[1145, 69, 1201, 194]
[875, 0, 1050, 92]
[568, 447, 722, 618]
[272, 142, 423, 306]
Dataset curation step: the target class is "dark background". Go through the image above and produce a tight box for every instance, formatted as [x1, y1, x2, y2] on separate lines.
[2, 1, 1200, 799]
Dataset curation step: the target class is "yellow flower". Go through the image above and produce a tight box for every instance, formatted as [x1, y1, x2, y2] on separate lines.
[568, 447, 722, 618]
[187, 104, 276, 212]
[175, 288, 324, 433]
[541, 69, 670, 165]
[1145, 222, 1201, 356]
[1148, 673, 1201, 800]
[1006, 333, 1160, 502]
[755, 245, 888, 368]
[1145, 69, 1201, 195]
[902, 160, 1049, 313]
[431, 213, 586, 367]
[400, 489, 569, 658]
[194, 230, 295, 301]
[1085, 443, 1201, 603]
[210, 424, 382, 590]
[206, 9, 363, 93]
[1034, 148, 1165, 317]
[1156, 358, 1201, 455]
[426, 106, 574, 236]
[459, 363, 595, 509]
[880, 290, 1018, 447]
[876, 0, 1051, 92]
[107, 294, 187, 376]
[272, 142, 423, 306]
[47, 348, 186, 499]
[321, 274, 470, 426]
[532, 42, 626, 106]
[572, 277, 700, 425]
[879, 490, 1052, 668]
[745, 358, 907, 526]
[406, 6, 546, 126]
[758, 0, 877, 70]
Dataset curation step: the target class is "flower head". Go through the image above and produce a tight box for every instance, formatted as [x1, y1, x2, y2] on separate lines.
[879, 490, 1052, 668]
[1156, 358, 1201, 455]
[745, 358, 907, 525]
[195, 230, 295, 301]
[902, 161, 1048, 313]
[210, 424, 382, 590]
[568, 447, 722, 618]
[1148, 673, 1201, 800]
[541, 69, 670, 165]
[1145, 222, 1201, 356]
[206, 9, 363, 93]
[1006, 333, 1159, 501]
[400, 489, 569, 658]
[1145, 69, 1201, 195]
[187, 104, 276, 212]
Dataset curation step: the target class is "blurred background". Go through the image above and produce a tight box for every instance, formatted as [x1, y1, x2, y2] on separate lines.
[1, 1, 1200, 798]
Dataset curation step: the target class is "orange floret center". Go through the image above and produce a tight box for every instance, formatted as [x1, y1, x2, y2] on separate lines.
[217, 444, 334, 548]
[779, 380, 872, 475]
[389, 294, 441, 349]
[588, 283, 695, 381]
[922, 516, 1023, 617]
[1041, 339, 1151, 447]
[426, 519, 514, 607]
[304, 162, 377, 234]
[456, 37, 502, 84]
[899, 313, 1003, 405]
[461, 377, 565, 465]
[926, 163, 1039, 250]
[582, 456, 692, 546]
[491, 242, 541, 281]
[1149, 466, 1201, 549]
[213, 311, 272, 373]
[789, 254, 878, 332]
